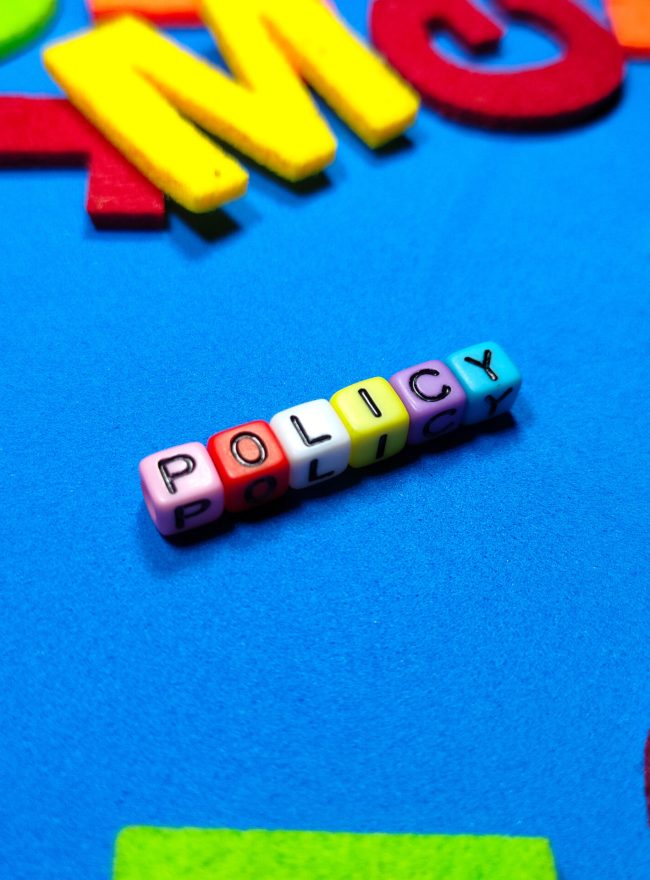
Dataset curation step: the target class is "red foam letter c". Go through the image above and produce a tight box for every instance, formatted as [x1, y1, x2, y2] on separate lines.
[370, 0, 625, 129]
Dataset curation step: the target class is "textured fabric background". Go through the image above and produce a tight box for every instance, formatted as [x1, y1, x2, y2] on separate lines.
[1, 2, 648, 879]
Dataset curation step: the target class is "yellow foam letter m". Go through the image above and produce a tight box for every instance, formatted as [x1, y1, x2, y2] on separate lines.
[43, 0, 419, 213]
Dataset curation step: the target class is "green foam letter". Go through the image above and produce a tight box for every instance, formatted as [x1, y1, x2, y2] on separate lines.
[114, 827, 558, 880]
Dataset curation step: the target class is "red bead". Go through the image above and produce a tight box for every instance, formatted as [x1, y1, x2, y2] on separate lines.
[207, 421, 290, 513]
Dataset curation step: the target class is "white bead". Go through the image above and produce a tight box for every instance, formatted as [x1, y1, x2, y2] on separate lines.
[270, 399, 351, 490]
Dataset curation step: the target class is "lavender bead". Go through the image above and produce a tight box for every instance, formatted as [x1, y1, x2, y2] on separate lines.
[390, 360, 467, 445]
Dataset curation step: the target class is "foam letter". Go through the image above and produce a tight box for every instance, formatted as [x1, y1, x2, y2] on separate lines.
[88, 0, 201, 27]
[370, 0, 624, 130]
[643, 733, 650, 825]
[0, 97, 165, 228]
[0, 1, 56, 61]
[43, 2, 419, 212]
[606, 0, 650, 58]
[114, 828, 559, 879]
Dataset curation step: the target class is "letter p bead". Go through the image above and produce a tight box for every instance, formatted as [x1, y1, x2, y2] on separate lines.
[139, 441, 225, 535]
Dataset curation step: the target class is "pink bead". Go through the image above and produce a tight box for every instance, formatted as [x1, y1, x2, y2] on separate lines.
[139, 441, 224, 536]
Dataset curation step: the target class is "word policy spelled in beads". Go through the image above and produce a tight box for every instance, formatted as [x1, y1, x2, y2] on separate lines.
[139, 341, 522, 536]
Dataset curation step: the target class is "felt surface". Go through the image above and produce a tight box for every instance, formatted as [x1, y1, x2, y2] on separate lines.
[0, 0, 57, 61]
[113, 828, 558, 879]
[1, 2, 649, 880]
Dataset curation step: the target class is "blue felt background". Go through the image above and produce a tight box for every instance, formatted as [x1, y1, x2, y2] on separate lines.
[1, 2, 649, 879]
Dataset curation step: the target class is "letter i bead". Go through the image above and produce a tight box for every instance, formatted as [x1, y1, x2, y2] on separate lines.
[139, 343, 522, 536]
[330, 377, 409, 467]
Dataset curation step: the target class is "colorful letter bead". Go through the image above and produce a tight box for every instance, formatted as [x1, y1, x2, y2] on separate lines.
[139, 442, 225, 535]
[390, 359, 467, 445]
[207, 421, 290, 512]
[446, 341, 522, 425]
[270, 399, 351, 489]
[330, 377, 409, 468]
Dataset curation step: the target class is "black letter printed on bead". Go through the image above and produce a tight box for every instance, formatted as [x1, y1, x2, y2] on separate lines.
[308, 459, 336, 482]
[290, 415, 332, 447]
[485, 388, 513, 416]
[158, 454, 196, 494]
[409, 368, 451, 402]
[358, 387, 382, 417]
[464, 349, 498, 381]
[231, 433, 267, 467]
[174, 499, 211, 529]
[244, 476, 278, 504]
[423, 408, 458, 437]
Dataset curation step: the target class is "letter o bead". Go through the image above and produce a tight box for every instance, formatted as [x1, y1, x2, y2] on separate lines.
[207, 420, 290, 512]
[139, 441, 225, 536]
[390, 359, 466, 444]
[446, 341, 522, 425]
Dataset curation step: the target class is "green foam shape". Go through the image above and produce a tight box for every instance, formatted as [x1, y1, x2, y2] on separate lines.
[0, 1, 57, 61]
[114, 828, 558, 880]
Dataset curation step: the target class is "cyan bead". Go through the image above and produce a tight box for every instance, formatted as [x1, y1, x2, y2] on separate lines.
[446, 341, 522, 425]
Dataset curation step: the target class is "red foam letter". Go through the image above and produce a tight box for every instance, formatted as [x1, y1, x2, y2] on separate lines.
[0, 97, 166, 228]
[644, 733, 650, 825]
[370, 0, 625, 130]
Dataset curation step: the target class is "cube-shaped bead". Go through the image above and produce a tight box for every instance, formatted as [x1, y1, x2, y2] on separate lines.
[270, 399, 351, 490]
[330, 376, 409, 468]
[446, 341, 522, 425]
[139, 441, 225, 536]
[207, 420, 290, 512]
[389, 359, 467, 445]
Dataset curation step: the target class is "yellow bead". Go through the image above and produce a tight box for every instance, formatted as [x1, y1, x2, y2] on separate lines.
[331, 377, 409, 468]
